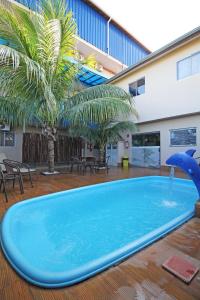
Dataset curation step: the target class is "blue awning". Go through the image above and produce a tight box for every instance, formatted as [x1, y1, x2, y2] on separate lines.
[66, 56, 109, 86]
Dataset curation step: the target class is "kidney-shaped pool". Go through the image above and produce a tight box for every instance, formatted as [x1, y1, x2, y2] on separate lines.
[0, 176, 198, 287]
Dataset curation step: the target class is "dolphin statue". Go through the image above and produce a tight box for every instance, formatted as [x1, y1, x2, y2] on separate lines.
[166, 149, 200, 198]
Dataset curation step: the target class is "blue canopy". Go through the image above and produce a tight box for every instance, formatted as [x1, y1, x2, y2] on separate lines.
[66, 56, 109, 86]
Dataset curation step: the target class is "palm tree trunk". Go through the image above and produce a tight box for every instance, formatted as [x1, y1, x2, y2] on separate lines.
[99, 145, 105, 163]
[47, 136, 55, 173]
[44, 126, 57, 173]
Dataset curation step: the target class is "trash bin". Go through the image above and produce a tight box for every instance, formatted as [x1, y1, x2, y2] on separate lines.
[122, 156, 129, 168]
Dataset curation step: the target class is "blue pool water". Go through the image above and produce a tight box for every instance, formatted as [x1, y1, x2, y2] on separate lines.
[0, 176, 198, 287]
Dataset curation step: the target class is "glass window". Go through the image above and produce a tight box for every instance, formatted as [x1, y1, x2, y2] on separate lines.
[177, 57, 191, 79]
[132, 132, 160, 147]
[0, 131, 15, 147]
[177, 52, 200, 80]
[137, 78, 145, 95]
[129, 82, 137, 96]
[5, 132, 15, 146]
[170, 128, 196, 146]
[132, 134, 143, 147]
[192, 52, 200, 75]
[129, 77, 145, 97]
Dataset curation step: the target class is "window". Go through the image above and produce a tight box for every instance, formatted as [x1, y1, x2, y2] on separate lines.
[129, 77, 145, 96]
[177, 52, 200, 80]
[0, 131, 15, 147]
[170, 127, 196, 146]
[132, 132, 160, 147]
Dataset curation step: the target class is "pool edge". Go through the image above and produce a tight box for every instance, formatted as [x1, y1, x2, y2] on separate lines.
[0, 209, 195, 288]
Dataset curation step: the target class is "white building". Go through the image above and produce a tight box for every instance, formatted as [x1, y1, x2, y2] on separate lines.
[107, 27, 200, 167]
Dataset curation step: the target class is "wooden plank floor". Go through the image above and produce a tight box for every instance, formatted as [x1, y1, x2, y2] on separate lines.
[0, 166, 200, 300]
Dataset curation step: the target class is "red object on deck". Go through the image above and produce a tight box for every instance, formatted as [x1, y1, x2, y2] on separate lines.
[162, 255, 199, 283]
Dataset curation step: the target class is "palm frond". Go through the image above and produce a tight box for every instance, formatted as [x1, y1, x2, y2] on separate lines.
[106, 120, 136, 131]
[0, 0, 37, 56]
[68, 84, 132, 105]
[82, 54, 97, 69]
[0, 45, 46, 84]
[69, 120, 136, 149]
[104, 121, 136, 143]
[40, 0, 67, 19]
[65, 84, 136, 125]
[36, 0, 76, 77]
[0, 96, 27, 127]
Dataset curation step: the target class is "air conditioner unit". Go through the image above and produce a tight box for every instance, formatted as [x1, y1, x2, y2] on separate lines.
[0, 124, 10, 131]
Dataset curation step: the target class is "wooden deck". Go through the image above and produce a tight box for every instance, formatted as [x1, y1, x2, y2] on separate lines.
[0, 167, 200, 300]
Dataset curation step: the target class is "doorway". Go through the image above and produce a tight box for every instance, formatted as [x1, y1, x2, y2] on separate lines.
[106, 143, 118, 166]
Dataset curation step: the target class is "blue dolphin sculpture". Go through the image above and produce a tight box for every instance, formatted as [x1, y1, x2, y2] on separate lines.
[166, 149, 200, 198]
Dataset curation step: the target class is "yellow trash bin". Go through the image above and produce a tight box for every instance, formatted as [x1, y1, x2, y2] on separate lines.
[122, 156, 129, 168]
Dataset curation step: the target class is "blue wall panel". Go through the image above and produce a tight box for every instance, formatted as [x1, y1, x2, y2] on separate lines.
[68, 0, 107, 52]
[13, 0, 149, 66]
[109, 23, 148, 66]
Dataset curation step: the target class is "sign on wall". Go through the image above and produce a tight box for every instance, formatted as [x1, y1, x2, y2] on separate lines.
[170, 127, 197, 146]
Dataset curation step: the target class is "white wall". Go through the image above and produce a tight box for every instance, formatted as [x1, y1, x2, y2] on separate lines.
[130, 114, 200, 166]
[0, 129, 23, 162]
[113, 38, 200, 123]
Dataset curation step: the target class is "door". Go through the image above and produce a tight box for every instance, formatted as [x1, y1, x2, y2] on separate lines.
[106, 143, 118, 166]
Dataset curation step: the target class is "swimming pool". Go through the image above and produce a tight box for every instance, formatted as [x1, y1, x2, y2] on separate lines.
[0, 176, 198, 287]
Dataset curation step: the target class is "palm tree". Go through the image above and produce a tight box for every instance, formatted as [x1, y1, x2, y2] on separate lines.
[0, 0, 136, 172]
[70, 118, 136, 163]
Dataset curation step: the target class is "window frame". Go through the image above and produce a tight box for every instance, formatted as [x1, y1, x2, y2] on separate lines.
[169, 127, 197, 147]
[129, 77, 145, 97]
[177, 51, 200, 80]
[132, 131, 160, 147]
[0, 131, 15, 147]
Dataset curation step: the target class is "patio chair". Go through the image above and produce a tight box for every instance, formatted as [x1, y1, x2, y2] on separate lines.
[70, 156, 84, 174]
[3, 160, 24, 194]
[94, 156, 110, 174]
[3, 159, 36, 187]
[82, 156, 96, 174]
[0, 163, 8, 202]
[0, 152, 7, 171]
[0, 162, 24, 201]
